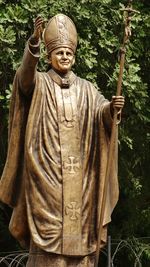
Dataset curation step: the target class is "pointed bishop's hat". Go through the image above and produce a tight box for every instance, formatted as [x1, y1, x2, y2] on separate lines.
[43, 14, 77, 54]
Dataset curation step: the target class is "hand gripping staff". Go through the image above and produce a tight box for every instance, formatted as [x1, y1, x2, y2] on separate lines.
[94, 1, 139, 266]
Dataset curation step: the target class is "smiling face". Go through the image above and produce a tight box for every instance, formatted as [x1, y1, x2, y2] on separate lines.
[49, 47, 75, 74]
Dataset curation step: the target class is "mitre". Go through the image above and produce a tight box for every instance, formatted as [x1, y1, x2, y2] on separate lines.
[43, 14, 77, 54]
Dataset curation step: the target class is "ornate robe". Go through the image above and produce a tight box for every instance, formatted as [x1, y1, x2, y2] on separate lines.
[0, 44, 118, 257]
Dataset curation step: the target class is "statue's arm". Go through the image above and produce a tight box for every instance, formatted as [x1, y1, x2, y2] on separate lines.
[18, 16, 44, 95]
[18, 39, 40, 95]
[102, 102, 113, 131]
[102, 96, 125, 130]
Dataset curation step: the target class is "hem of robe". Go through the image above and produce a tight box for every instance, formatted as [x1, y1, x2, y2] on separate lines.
[26, 241, 96, 267]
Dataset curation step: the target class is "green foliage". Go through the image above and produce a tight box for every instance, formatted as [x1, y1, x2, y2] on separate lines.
[0, 0, 150, 264]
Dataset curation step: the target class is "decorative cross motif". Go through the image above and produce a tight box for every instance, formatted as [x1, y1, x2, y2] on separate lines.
[65, 201, 80, 221]
[64, 156, 80, 174]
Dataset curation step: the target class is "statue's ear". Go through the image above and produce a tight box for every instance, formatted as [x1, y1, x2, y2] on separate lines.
[72, 56, 75, 66]
[47, 53, 52, 64]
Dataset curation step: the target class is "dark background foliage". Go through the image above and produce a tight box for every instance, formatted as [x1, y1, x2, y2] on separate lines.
[0, 0, 150, 265]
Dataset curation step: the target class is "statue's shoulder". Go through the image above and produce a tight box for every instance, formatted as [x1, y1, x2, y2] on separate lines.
[75, 75, 99, 94]
[36, 71, 53, 85]
[37, 71, 47, 79]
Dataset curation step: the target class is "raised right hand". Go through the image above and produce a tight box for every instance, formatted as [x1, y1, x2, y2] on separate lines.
[32, 16, 44, 41]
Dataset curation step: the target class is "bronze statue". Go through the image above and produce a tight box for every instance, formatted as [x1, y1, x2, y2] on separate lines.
[0, 14, 124, 267]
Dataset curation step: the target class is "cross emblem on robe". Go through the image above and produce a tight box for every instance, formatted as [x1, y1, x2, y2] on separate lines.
[65, 201, 80, 221]
[64, 156, 80, 174]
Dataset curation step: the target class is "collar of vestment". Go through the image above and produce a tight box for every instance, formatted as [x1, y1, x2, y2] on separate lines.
[47, 68, 76, 88]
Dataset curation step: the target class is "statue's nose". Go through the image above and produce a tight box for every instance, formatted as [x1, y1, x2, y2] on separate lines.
[62, 52, 67, 59]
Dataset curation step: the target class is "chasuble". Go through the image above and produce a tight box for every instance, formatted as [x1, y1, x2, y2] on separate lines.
[0, 43, 118, 257]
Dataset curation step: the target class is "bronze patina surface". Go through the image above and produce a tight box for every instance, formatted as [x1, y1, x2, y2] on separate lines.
[0, 14, 124, 266]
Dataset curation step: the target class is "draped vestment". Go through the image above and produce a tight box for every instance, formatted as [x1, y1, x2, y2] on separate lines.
[0, 47, 119, 261]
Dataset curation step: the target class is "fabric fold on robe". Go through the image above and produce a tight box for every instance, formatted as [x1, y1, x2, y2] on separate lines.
[0, 69, 118, 256]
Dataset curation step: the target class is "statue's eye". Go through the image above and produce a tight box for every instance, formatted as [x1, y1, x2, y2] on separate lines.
[56, 51, 63, 55]
[66, 52, 72, 56]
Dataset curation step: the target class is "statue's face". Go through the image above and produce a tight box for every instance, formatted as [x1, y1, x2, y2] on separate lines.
[49, 47, 75, 74]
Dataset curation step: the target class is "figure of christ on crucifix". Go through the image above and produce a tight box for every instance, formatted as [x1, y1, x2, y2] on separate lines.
[0, 14, 124, 267]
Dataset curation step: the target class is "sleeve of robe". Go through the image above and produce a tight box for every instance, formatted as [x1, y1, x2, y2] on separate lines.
[95, 95, 119, 245]
[0, 40, 42, 248]
[0, 39, 40, 206]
